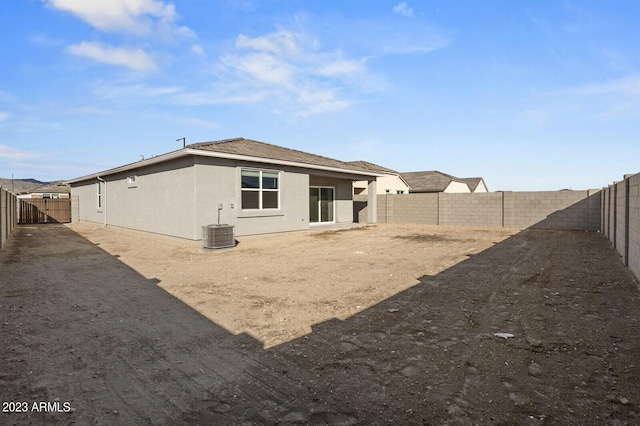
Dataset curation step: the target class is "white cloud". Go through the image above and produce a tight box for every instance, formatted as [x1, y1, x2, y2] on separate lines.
[44, 0, 193, 38]
[236, 31, 299, 55]
[209, 30, 371, 116]
[171, 88, 269, 106]
[221, 52, 294, 87]
[573, 75, 640, 97]
[67, 41, 158, 71]
[317, 58, 366, 76]
[0, 145, 40, 160]
[380, 32, 451, 55]
[190, 44, 205, 57]
[393, 2, 414, 17]
[295, 87, 352, 116]
[94, 80, 181, 99]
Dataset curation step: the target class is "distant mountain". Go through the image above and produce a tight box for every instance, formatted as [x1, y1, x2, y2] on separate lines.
[0, 178, 49, 194]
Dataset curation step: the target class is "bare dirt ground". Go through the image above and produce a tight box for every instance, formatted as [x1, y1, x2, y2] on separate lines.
[1, 222, 640, 425]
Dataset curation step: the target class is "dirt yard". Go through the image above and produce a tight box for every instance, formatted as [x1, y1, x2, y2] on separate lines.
[1, 222, 640, 425]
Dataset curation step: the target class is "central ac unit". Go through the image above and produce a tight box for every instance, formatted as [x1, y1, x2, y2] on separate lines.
[202, 224, 235, 250]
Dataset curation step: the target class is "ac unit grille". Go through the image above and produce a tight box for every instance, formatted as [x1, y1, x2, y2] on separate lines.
[202, 224, 235, 249]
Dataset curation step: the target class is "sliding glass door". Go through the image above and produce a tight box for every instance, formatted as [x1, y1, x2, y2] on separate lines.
[309, 187, 334, 224]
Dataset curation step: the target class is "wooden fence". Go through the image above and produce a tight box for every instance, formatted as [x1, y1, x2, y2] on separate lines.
[18, 198, 72, 224]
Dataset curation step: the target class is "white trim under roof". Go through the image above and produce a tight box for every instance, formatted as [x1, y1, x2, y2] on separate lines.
[66, 148, 383, 184]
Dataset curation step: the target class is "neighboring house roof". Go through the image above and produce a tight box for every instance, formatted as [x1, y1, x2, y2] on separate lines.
[401, 171, 464, 193]
[67, 137, 383, 184]
[27, 182, 71, 194]
[346, 160, 399, 175]
[459, 177, 487, 192]
[401, 171, 488, 193]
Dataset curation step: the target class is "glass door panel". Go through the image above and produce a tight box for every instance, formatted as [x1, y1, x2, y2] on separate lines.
[309, 188, 319, 223]
[320, 187, 334, 222]
[309, 187, 334, 224]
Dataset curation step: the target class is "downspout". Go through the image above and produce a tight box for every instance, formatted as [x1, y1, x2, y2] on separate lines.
[97, 176, 107, 227]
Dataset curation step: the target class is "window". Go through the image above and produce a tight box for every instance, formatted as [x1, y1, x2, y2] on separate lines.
[97, 182, 103, 209]
[241, 169, 279, 210]
[127, 175, 137, 188]
[397, 190, 405, 194]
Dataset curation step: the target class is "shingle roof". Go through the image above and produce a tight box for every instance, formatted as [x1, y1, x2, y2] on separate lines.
[188, 138, 373, 174]
[401, 171, 488, 192]
[401, 171, 464, 192]
[346, 160, 399, 174]
[29, 182, 71, 194]
[459, 177, 486, 192]
[67, 137, 382, 184]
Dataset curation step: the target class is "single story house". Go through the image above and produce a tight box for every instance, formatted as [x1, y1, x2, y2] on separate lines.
[67, 138, 382, 240]
[401, 171, 488, 193]
[349, 161, 410, 195]
[16, 182, 71, 199]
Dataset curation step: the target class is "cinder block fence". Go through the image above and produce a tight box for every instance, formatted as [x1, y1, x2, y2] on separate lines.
[0, 186, 18, 250]
[357, 173, 640, 281]
[356, 189, 601, 231]
[601, 172, 640, 280]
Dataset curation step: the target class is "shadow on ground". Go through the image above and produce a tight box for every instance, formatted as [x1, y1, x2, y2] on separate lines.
[1, 224, 639, 425]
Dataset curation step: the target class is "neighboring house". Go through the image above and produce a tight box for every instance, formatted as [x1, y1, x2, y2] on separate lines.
[401, 171, 488, 193]
[349, 161, 410, 195]
[67, 138, 382, 240]
[460, 177, 488, 193]
[16, 182, 71, 199]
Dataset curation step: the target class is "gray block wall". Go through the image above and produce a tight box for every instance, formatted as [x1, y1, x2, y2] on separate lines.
[629, 174, 640, 279]
[504, 190, 600, 230]
[0, 187, 18, 250]
[602, 173, 640, 280]
[357, 190, 601, 231]
[439, 193, 503, 227]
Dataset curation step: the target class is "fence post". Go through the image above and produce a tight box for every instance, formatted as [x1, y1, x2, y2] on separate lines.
[1, 187, 4, 249]
[613, 183, 618, 250]
[625, 178, 630, 266]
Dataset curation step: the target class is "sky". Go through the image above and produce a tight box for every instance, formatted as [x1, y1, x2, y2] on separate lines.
[1, 1, 639, 191]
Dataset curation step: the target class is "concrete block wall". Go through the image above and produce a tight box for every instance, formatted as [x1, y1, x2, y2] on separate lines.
[0, 187, 18, 250]
[357, 190, 600, 231]
[602, 173, 640, 280]
[614, 181, 625, 254]
[504, 190, 601, 230]
[390, 193, 439, 224]
[439, 193, 503, 226]
[628, 174, 640, 280]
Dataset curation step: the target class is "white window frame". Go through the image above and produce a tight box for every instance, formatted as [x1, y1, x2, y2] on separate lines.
[96, 181, 103, 210]
[127, 174, 137, 188]
[241, 169, 280, 211]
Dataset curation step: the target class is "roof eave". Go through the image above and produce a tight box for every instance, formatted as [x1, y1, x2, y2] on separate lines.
[66, 148, 383, 184]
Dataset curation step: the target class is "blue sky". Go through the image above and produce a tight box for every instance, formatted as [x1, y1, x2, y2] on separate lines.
[1, 1, 639, 190]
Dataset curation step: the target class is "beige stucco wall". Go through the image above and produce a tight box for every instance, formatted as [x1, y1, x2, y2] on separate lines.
[444, 181, 471, 193]
[473, 181, 488, 193]
[354, 175, 408, 195]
